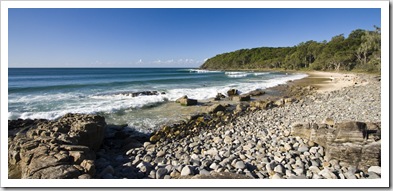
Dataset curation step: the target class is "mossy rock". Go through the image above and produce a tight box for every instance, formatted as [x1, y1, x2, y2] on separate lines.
[162, 126, 171, 133]
[149, 134, 161, 142]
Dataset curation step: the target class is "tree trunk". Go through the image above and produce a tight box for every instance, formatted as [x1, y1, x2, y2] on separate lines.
[336, 62, 341, 71]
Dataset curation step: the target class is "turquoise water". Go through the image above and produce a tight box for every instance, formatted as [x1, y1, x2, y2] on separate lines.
[8, 68, 307, 132]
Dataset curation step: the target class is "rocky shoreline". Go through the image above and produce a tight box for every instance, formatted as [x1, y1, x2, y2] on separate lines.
[8, 72, 381, 179]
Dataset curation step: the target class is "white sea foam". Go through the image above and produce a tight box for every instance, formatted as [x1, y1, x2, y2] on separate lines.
[8, 93, 81, 104]
[224, 71, 247, 75]
[262, 73, 308, 89]
[166, 86, 229, 101]
[225, 72, 249, 78]
[127, 118, 167, 134]
[226, 74, 249, 78]
[10, 94, 169, 120]
[224, 71, 270, 78]
[253, 72, 270, 76]
[8, 72, 308, 133]
[188, 69, 221, 73]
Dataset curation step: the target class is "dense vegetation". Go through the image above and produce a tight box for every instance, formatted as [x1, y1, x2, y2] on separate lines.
[200, 26, 381, 73]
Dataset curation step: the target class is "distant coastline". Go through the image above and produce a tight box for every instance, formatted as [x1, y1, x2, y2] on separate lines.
[200, 27, 381, 74]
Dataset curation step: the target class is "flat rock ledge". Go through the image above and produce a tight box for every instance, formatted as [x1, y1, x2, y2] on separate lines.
[291, 121, 381, 172]
[8, 113, 106, 179]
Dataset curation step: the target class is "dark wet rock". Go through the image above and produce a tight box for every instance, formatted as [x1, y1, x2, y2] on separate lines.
[156, 168, 168, 179]
[227, 89, 239, 96]
[180, 98, 198, 106]
[214, 93, 226, 101]
[113, 91, 160, 97]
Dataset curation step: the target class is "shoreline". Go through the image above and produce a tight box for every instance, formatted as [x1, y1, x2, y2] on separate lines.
[99, 70, 311, 133]
[144, 70, 375, 141]
[142, 70, 359, 128]
[8, 70, 381, 179]
[124, 70, 381, 179]
[7, 70, 368, 138]
[8, 69, 341, 134]
[297, 71, 358, 93]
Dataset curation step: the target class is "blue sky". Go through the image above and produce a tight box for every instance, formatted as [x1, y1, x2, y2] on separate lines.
[8, 8, 381, 68]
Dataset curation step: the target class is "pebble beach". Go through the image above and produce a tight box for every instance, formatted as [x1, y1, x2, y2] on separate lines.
[95, 71, 382, 179]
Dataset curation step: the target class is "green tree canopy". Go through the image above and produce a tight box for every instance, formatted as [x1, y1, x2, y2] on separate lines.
[200, 27, 381, 73]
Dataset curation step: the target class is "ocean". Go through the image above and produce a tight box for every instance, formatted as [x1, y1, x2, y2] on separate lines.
[8, 68, 307, 133]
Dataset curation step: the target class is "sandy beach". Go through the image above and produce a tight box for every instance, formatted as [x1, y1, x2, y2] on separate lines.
[301, 71, 358, 93]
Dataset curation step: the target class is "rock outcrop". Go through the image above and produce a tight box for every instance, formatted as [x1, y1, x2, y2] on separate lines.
[176, 95, 198, 106]
[8, 113, 106, 179]
[205, 104, 226, 114]
[232, 95, 251, 102]
[291, 121, 381, 171]
[114, 91, 160, 97]
[246, 89, 265, 96]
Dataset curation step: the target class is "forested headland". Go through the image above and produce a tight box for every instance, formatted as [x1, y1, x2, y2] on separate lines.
[200, 26, 381, 73]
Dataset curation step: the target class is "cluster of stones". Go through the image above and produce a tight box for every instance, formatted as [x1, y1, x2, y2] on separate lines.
[120, 120, 381, 179]
[8, 113, 106, 179]
[174, 88, 267, 106]
[149, 91, 301, 145]
[92, 85, 317, 179]
[225, 88, 266, 102]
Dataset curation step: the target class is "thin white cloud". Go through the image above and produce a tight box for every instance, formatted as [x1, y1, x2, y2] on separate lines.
[165, 59, 174, 64]
[153, 59, 162, 64]
[151, 58, 205, 67]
